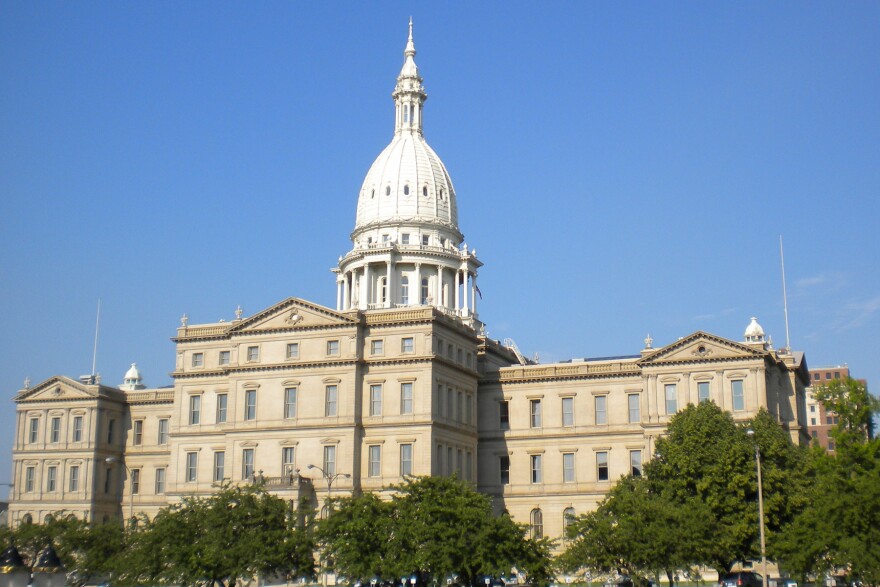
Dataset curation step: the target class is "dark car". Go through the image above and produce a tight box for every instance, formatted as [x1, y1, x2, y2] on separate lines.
[720, 572, 763, 587]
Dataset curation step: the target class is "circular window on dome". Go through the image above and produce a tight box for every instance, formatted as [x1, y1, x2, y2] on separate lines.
[385, 186, 391, 196]
[404, 185, 410, 196]
[423, 186, 428, 197]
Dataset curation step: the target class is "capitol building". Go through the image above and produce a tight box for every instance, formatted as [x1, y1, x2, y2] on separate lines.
[8, 23, 811, 542]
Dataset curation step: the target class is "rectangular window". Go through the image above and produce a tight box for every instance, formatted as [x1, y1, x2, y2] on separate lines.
[323, 445, 336, 476]
[217, 393, 228, 423]
[286, 343, 299, 359]
[104, 467, 112, 494]
[131, 469, 140, 494]
[465, 393, 473, 425]
[369, 384, 382, 416]
[422, 234, 430, 246]
[28, 419, 39, 444]
[284, 387, 297, 419]
[158, 418, 169, 445]
[50, 417, 61, 443]
[810, 405, 816, 413]
[327, 340, 339, 356]
[630, 450, 643, 477]
[562, 397, 574, 427]
[192, 352, 204, 367]
[530, 454, 543, 484]
[732, 380, 745, 412]
[214, 451, 225, 482]
[628, 394, 641, 423]
[47, 466, 57, 492]
[189, 395, 201, 425]
[107, 419, 115, 444]
[401, 233, 410, 245]
[325, 385, 338, 417]
[245, 389, 257, 421]
[69, 465, 79, 492]
[368, 445, 381, 477]
[499, 455, 510, 484]
[219, 350, 231, 365]
[597, 451, 609, 481]
[466, 451, 473, 481]
[530, 399, 542, 428]
[447, 447, 453, 476]
[811, 430, 818, 439]
[665, 384, 678, 414]
[811, 417, 817, 426]
[826, 415, 833, 425]
[595, 395, 607, 424]
[400, 444, 413, 477]
[246, 346, 259, 362]
[400, 382, 413, 415]
[133, 420, 143, 446]
[500, 401, 510, 430]
[242, 448, 254, 480]
[282, 447, 296, 476]
[72, 416, 83, 442]
[155, 468, 166, 494]
[446, 387, 454, 420]
[563, 452, 576, 483]
[25, 467, 35, 492]
[456, 391, 463, 422]
[698, 381, 711, 403]
[370, 339, 384, 355]
[401, 337, 414, 353]
[185, 452, 198, 483]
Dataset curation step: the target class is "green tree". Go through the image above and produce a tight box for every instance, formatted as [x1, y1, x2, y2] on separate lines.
[814, 377, 879, 447]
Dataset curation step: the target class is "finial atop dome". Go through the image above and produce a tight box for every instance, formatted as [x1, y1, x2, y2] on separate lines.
[405, 17, 415, 57]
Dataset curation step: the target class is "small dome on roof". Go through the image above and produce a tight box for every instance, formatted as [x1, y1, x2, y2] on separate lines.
[744, 317, 766, 343]
[121, 363, 145, 390]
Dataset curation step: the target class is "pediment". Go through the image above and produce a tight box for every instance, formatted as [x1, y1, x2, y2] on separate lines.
[229, 297, 357, 333]
[638, 331, 765, 365]
[16, 376, 100, 403]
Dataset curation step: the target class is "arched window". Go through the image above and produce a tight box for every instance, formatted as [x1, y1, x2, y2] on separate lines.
[379, 277, 387, 304]
[400, 276, 409, 305]
[371, 189, 375, 199]
[21, 513, 33, 525]
[421, 278, 429, 304]
[422, 186, 428, 197]
[439, 189, 444, 200]
[563, 507, 576, 537]
[321, 504, 330, 519]
[404, 184, 410, 196]
[530, 508, 543, 539]
[385, 186, 391, 196]
[44, 514, 54, 524]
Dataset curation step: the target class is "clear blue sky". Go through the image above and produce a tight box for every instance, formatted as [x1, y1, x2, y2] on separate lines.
[2, 3, 879, 494]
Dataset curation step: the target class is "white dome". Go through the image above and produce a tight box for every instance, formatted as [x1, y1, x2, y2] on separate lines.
[124, 363, 141, 381]
[121, 362, 145, 390]
[744, 317, 766, 342]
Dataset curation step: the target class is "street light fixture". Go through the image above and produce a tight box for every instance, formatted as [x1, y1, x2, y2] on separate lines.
[104, 456, 134, 524]
[746, 429, 768, 587]
[306, 464, 351, 515]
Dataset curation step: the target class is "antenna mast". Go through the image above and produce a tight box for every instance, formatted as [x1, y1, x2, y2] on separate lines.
[91, 299, 101, 378]
[779, 236, 791, 353]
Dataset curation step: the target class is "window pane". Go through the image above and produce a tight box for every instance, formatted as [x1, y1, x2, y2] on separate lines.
[400, 382, 413, 415]
[282, 447, 296, 476]
[242, 449, 254, 480]
[370, 384, 382, 416]
[285, 388, 297, 419]
[628, 394, 640, 423]
[189, 396, 201, 425]
[597, 451, 609, 481]
[732, 380, 745, 411]
[158, 419, 169, 445]
[500, 456, 510, 485]
[323, 446, 336, 476]
[563, 452, 575, 483]
[286, 343, 299, 359]
[246, 389, 257, 420]
[530, 399, 542, 428]
[595, 396, 607, 424]
[186, 453, 198, 482]
[217, 394, 228, 423]
[325, 385, 338, 417]
[698, 381, 710, 403]
[368, 445, 381, 477]
[562, 397, 574, 427]
[665, 384, 677, 414]
[530, 454, 542, 483]
[500, 401, 510, 429]
[214, 451, 225, 482]
[630, 450, 642, 477]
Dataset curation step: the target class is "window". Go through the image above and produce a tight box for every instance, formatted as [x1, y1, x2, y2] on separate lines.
[72, 416, 83, 442]
[811, 430, 818, 439]
[530, 454, 543, 484]
[242, 448, 255, 480]
[371, 339, 384, 355]
[131, 469, 140, 494]
[828, 440, 836, 451]
[530, 399, 542, 428]
[325, 385, 338, 417]
[731, 380, 745, 411]
[403, 184, 410, 196]
[698, 381, 711, 403]
[422, 234, 430, 246]
[628, 394, 641, 423]
[465, 393, 473, 424]
[456, 391, 463, 422]
[244, 389, 257, 421]
[133, 420, 143, 446]
[189, 395, 201, 425]
[155, 468, 166, 494]
[447, 343, 454, 359]
[369, 384, 382, 416]
[185, 452, 198, 483]
[530, 509, 544, 539]
[219, 350, 231, 365]
[500, 455, 510, 484]
[400, 277, 409, 305]
[47, 466, 57, 492]
[400, 382, 413, 415]
[447, 447, 453, 476]
[826, 416, 833, 425]
[217, 393, 228, 423]
[595, 395, 607, 424]
[811, 417, 817, 426]
[400, 444, 413, 476]
[286, 343, 299, 359]
[282, 447, 296, 476]
[401, 337, 414, 353]
[104, 467, 112, 494]
[457, 349, 463, 363]
[446, 387, 453, 419]
[499, 401, 510, 429]
[158, 419, 169, 445]
[597, 451, 609, 481]
[284, 387, 297, 419]
[327, 340, 339, 355]
[562, 397, 574, 427]
[456, 449, 463, 477]
[246, 346, 259, 362]
[630, 450, 643, 477]
[563, 452, 576, 483]
[422, 186, 428, 197]
[368, 445, 381, 477]
[401, 233, 410, 245]
[192, 353, 204, 367]
[825, 373, 831, 380]
[25, 467, 35, 492]
[214, 451, 225, 482]
[421, 278, 429, 303]
[107, 419, 115, 444]
[323, 445, 336, 475]
[28, 418, 38, 444]
[69, 465, 79, 492]
[563, 507, 576, 535]
[810, 405, 816, 413]
[665, 384, 677, 414]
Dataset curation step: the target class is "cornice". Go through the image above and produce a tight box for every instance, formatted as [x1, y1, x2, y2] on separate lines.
[172, 359, 360, 380]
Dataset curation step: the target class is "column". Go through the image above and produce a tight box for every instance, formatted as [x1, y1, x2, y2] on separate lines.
[471, 272, 478, 315]
[336, 278, 343, 311]
[462, 270, 469, 317]
[436, 265, 443, 307]
[361, 264, 370, 310]
[415, 263, 422, 305]
[385, 259, 393, 308]
[454, 270, 461, 313]
[343, 272, 351, 311]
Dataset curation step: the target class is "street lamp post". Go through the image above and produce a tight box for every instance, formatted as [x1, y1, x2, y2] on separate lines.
[104, 456, 134, 524]
[307, 464, 350, 587]
[746, 430, 768, 587]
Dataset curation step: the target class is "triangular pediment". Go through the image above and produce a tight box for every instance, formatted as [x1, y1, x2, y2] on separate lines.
[15, 376, 101, 403]
[638, 331, 766, 365]
[229, 297, 357, 334]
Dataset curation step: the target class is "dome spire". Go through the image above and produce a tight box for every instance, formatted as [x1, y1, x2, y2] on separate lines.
[405, 17, 415, 58]
[393, 18, 426, 135]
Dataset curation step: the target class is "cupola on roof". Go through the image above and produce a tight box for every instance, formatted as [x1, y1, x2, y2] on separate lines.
[744, 316, 766, 343]
[353, 20, 460, 243]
